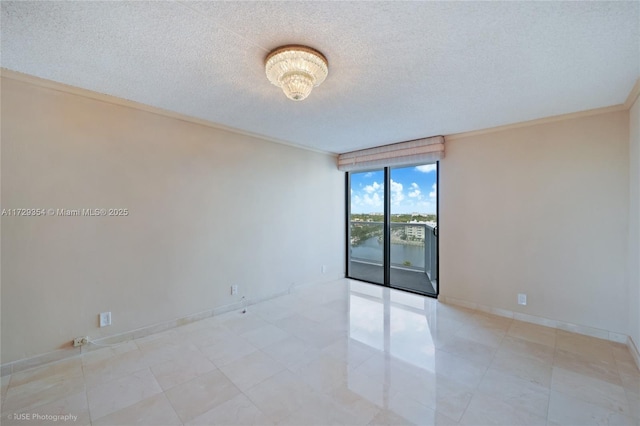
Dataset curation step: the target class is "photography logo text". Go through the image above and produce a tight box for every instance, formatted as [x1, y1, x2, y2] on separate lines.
[8, 413, 78, 422]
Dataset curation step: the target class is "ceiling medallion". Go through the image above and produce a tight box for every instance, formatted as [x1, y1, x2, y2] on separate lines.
[265, 45, 328, 101]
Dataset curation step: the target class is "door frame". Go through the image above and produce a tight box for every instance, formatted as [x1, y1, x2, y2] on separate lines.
[345, 163, 439, 298]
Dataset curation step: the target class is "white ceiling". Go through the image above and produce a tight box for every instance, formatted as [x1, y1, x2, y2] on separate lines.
[1, 1, 639, 154]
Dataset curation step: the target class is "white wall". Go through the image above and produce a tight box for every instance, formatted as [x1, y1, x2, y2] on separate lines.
[0, 75, 345, 363]
[629, 96, 640, 350]
[440, 111, 630, 335]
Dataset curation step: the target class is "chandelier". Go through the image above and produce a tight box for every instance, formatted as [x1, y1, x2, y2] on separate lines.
[265, 45, 328, 101]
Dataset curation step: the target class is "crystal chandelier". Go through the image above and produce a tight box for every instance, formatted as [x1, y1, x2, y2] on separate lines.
[265, 45, 328, 101]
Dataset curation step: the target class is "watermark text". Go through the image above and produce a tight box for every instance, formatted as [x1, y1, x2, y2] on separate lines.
[1, 208, 129, 217]
[7, 413, 78, 422]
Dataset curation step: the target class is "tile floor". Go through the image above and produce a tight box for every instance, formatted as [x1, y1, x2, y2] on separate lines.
[1, 279, 639, 425]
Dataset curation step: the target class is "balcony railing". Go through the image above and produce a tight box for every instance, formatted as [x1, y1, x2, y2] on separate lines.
[349, 221, 438, 289]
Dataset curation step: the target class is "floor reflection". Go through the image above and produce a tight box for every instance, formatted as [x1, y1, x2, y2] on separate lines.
[348, 280, 436, 371]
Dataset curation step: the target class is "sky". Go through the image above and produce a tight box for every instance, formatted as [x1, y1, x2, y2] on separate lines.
[350, 164, 438, 214]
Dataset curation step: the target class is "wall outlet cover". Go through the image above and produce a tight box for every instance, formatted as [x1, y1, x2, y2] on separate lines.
[517, 293, 527, 306]
[99, 311, 112, 327]
[73, 336, 88, 347]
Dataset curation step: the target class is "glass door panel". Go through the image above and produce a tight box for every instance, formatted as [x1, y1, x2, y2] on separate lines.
[348, 170, 385, 285]
[388, 165, 438, 296]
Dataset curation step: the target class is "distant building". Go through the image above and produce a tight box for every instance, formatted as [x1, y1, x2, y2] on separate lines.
[405, 221, 426, 240]
[404, 220, 437, 241]
[406, 225, 424, 240]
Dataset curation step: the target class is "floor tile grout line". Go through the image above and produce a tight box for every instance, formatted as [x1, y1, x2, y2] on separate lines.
[461, 317, 560, 425]
[80, 358, 93, 424]
[161, 385, 190, 426]
[87, 366, 163, 424]
[544, 328, 559, 424]
[2, 360, 87, 418]
[458, 320, 508, 424]
[545, 332, 558, 424]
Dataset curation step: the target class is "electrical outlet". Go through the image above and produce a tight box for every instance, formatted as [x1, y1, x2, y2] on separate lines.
[99, 312, 112, 327]
[73, 336, 88, 347]
[231, 285, 238, 295]
[518, 293, 527, 306]
[321, 265, 327, 274]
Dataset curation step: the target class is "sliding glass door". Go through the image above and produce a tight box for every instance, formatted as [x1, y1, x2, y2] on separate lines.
[389, 166, 438, 295]
[347, 164, 438, 297]
[348, 170, 385, 285]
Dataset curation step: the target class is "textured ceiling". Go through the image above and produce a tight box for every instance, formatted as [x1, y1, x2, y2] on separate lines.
[1, 1, 639, 154]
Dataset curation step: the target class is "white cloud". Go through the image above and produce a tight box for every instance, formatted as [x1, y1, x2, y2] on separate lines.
[408, 182, 421, 198]
[415, 164, 437, 173]
[363, 192, 382, 207]
[363, 181, 381, 194]
[429, 183, 437, 199]
[390, 179, 404, 205]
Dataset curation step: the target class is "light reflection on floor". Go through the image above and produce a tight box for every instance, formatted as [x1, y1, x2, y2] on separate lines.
[349, 281, 435, 371]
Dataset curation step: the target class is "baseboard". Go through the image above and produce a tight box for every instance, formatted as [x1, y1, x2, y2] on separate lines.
[439, 295, 629, 344]
[0, 305, 238, 377]
[628, 336, 640, 371]
[1, 276, 343, 377]
[0, 346, 80, 378]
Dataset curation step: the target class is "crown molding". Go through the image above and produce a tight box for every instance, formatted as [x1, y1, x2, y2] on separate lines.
[3, 68, 637, 155]
[448, 79, 639, 141]
[446, 104, 627, 141]
[624, 78, 640, 109]
[0, 68, 337, 157]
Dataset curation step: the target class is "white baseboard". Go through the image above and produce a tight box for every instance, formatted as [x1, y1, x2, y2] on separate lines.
[439, 295, 629, 344]
[628, 336, 640, 372]
[1, 276, 343, 377]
